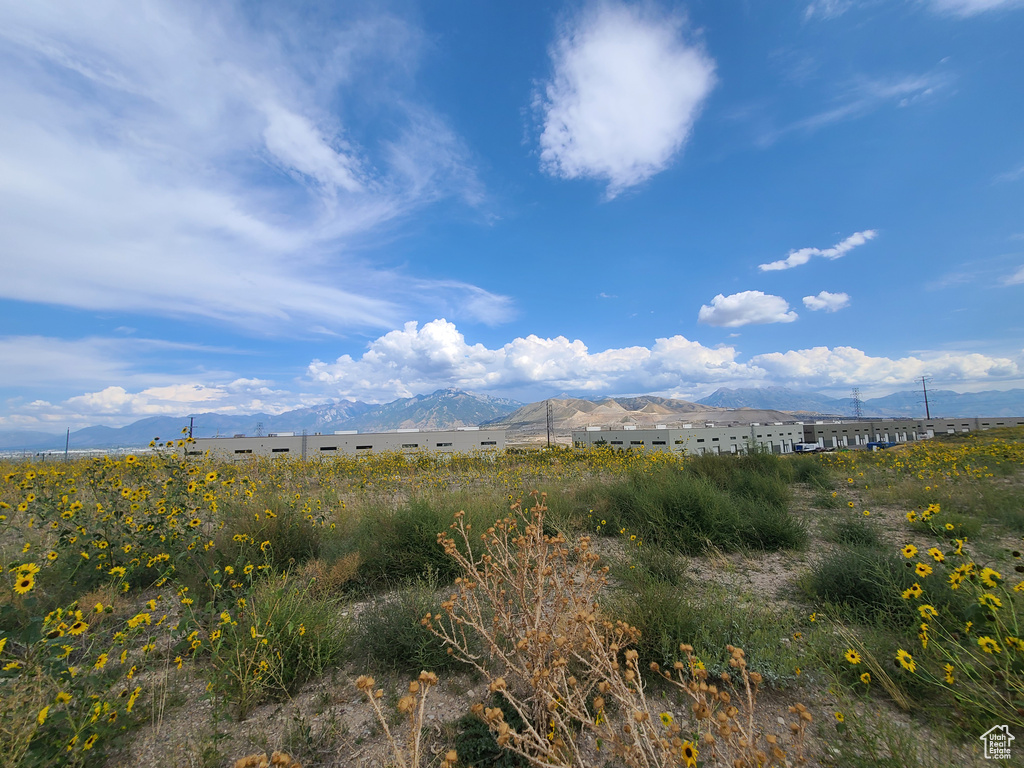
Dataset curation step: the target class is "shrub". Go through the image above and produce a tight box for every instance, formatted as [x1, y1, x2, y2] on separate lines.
[354, 500, 464, 587]
[823, 513, 883, 549]
[601, 466, 806, 554]
[353, 575, 462, 675]
[203, 574, 347, 719]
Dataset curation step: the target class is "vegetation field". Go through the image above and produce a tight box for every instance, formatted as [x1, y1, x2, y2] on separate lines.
[1, 428, 1022, 767]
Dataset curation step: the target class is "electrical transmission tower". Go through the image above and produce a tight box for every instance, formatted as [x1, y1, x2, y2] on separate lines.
[851, 388, 863, 419]
[919, 377, 932, 419]
[255, 421, 264, 437]
[546, 399, 554, 449]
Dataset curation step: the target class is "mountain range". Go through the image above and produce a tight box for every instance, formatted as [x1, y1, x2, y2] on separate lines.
[696, 386, 1024, 418]
[3, 386, 1022, 452]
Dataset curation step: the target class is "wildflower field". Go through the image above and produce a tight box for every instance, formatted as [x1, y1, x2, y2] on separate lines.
[1, 427, 1022, 767]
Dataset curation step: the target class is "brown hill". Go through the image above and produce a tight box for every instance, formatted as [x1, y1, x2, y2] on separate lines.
[489, 397, 803, 445]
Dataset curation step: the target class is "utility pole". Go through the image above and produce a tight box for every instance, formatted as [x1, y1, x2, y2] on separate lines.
[919, 377, 931, 420]
[851, 388, 863, 419]
[64, 428, 70, 463]
[188, 416, 194, 439]
[545, 399, 554, 449]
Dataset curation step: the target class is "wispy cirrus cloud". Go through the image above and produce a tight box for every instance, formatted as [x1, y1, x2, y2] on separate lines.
[928, 0, 1024, 16]
[759, 230, 877, 271]
[535, 1, 715, 199]
[0, 1, 505, 335]
[759, 73, 945, 146]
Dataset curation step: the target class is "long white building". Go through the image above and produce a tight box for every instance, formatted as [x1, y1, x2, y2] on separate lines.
[183, 427, 505, 460]
[573, 416, 1024, 456]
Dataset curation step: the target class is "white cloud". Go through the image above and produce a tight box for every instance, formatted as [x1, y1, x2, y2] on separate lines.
[697, 292, 799, 327]
[753, 346, 1020, 388]
[759, 74, 944, 145]
[803, 291, 851, 312]
[1002, 266, 1024, 285]
[804, 1, 854, 19]
[929, 0, 1024, 16]
[536, 1, 715, 198]
[0, 1, 502, 334]
[759, 230, 877, 271]
[307, 319, 756, 401]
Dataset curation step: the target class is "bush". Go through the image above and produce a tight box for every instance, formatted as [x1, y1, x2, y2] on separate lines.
[823, 513, 883, 549]
[353, 499, 463, 587]
[203, 574, 348, 718]
[600, 466, 806, 554]
[353, 575, 464, 675]
[790, 456, 832, 488]
[605, 577, 802, 684]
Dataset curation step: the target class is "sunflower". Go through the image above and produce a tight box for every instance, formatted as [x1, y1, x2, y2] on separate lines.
[901, 583, 923, 600]
[834, 711, 845, 723]
[978, 636, 1001, 654]
[980, 567, 1002, 588]
[918, 604, 938, 619]
[915, 562, 933, 577]
[901, 544, 918, 559]
[83, 734, 98, 751]
[205, 471, 218, 483]
[978, 593, 1003, 610]
[896, 649, 916, 672]
[844, 649, 861, 664]
[659, 711, 674, 726]
[13, 574, 34, 595]
[68, 621, 88, 636]
[860, 672, 871, 685]
[17, 562, 40, 576]
[125, 455, 137, 465]
[943, 664, 955, 684]
[681, 741, 698, 767]
[927, 547, 945, 563]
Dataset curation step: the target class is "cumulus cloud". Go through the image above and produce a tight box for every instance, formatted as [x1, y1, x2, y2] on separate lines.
[759, 230, 877, 272]
[803, 291, 851, 312]
[697, 292, 799, 327]
[0, 1, 502, 334]
[929, 0, 1024, 16]
[536, 1, 715, 198]
[307, 319, 757, 401]
[752, 346, 1020, 388]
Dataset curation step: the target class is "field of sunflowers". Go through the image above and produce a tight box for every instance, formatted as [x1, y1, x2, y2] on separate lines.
[1, 427, 1021, 767]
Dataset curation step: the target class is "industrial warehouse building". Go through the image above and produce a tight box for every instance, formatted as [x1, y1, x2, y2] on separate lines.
[572, 416, 1024, 456]
[184, 427, 505, 460]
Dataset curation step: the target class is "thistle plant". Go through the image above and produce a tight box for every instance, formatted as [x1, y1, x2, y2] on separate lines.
[422, 491, 808, 767]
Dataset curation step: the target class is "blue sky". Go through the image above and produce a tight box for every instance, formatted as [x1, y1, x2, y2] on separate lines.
[1, 0, 1023, 429]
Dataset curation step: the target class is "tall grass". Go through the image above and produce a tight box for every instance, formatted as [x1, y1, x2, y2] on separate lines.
[594, 461, 806, 554]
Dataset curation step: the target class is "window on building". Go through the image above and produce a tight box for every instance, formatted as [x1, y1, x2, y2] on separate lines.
[712, 437, 719, 441]
[436, 442, 452, 447]
[319, 446, 337, 451]
[481, 441, 497, 446]
[271, 448, 289, 453]
[652, 440, 666, 445]
[356, 445, 372, 450]
[630, 440, 643, 445]
[234, 449, 252, 454]
[402, 444, 419, 448]
[611, 441, 623, 445]
[697, 439, 705, 443]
